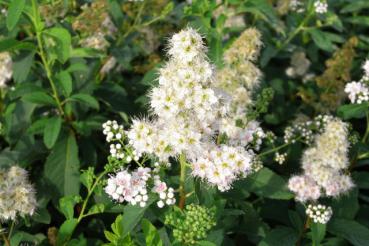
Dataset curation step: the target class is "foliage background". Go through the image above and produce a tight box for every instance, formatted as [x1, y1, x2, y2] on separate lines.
[1, 0, 369, 245]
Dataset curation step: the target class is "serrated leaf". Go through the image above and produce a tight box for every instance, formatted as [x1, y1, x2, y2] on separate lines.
[0, 39, 35, 52]
[44, 132, 80, 198]
[56, 71, 73, 97]
[337, 103, 368, 119]
[56, 218, 78, 246]
[311, 223, 326, 245]
[69, 94, 99, 110]
[43, 116, 62, 149]
[243, 168, 294, 200]
[308, 29, 333, 52]
[6, 0, 26, 30]
[22, 92, 56, 106]
[142, 219, 163, 246]
[328, 219, 369, 246]
[44, 27, 71, 63]
[59, 195, 82, 220]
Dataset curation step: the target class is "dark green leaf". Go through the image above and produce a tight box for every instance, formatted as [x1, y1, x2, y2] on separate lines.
[243, 168, 294, 200]
[6, 0, 26, 30]
[69, 93, 99, 110]
[337, 103, 368, 119]
[44, 132, 80, 198]
[0, 39, 36, 52]
[22, 92, 57, 106]
[311, 223, 326, 245]
[43, 116, 63, 149]
[56, 71, 73, 97]
[328, 219, 369, 246]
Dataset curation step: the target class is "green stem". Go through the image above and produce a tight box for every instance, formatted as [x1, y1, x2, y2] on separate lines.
[179, 153, 187, 210]
[362, 111, 369, 143]
[7, 221, 15, 240]
[77, 170, 108, 223]
[0, 224, 10, 246]
[31, 0, 65, 117]
[257, 137, 300, 158]
[278, 11, 313, 52]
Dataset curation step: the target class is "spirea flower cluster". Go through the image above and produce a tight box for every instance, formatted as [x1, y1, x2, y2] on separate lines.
[104, 167, 175, 208]
[124, 28, 260, 191]
[345, 60, 369, 104]
[0, 52, 13, 88]
[284, 114, 333, 145]
[165, 204, 216, 245]
[306, 204, 333, 224]
[288, 117, 354, 202]
[0, 166, 37, 221]
[215, 28, 265, 148]
[314, 0, 328, 14]
[192, 146, 253, 191]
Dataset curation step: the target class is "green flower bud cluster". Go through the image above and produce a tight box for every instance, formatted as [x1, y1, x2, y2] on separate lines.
[165, 205, 216, 245]
[247, 87, 274, 120]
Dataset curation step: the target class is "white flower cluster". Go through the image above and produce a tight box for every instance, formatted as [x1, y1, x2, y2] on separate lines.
[306, 204, 333, 224]
[153, 177, 175, 208]
[0, 52, 13, 88]
[215, 28, 265, 148]
[102, 120, 124, 142]
[284, 115, 332, 145]
[288, 117, 354, 202]
[345, 60, 369, 104]
[192, 146, 253, 191]
[314, 0, 328, 14]
[289, 0, 304, 13]
[0, 166, 37, 221]
[105, 167, 175, 208]
[124, 28, 261, 191]
[274, 152, 287, 165]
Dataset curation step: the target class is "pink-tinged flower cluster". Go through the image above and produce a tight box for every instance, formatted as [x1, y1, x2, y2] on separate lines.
[344, 60, 369, 104]
[192, 145, 253, 191]
[105, 167, 175, 208]
[288, 117, 354, 202]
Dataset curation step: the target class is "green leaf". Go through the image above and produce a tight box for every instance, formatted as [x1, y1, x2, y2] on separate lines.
[69, 94, 99, 110]
[56, 218, 78, 246]
[337, 103, 368, 119]
[87, 204, 105, 216]
[308, 29, 333, 52]
[121, 199, 154, 237]
[353, 172, 369, 189]
[142, 219, 163, 246]
[43, 116, 63, 149]
[341, 1, 369, 13]
[328, 219, 369, 246]
[258, 227, 298, 246]
[13, 52, 35, 83]
[22, 91, 57, 106]
[197, 241, 216, 246]
[0, 39, 36, 53]
[243, 168, 294, 200]
[32, 207, 51, 224]
[311, 223, 326, 245]
[59, 195, 82, 220]
[27, 118, 49, 135]
[44, 132, 80, 198]
[56, 71, 73, 97]
[44, 27, 72, 63]
[6, 0, 26, 30]
[346, 16, 369, 26]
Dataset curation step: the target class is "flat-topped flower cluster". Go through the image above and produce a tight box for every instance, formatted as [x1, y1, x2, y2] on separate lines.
[288, 117, 354, 202]
[345, 60, 369, 104]
[0, 166, 37, 221]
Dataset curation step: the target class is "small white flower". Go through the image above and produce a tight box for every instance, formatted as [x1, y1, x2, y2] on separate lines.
[314, 0, 328, 14]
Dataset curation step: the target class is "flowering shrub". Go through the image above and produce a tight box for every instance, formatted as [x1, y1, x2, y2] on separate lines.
[1, 0, 369, 245]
